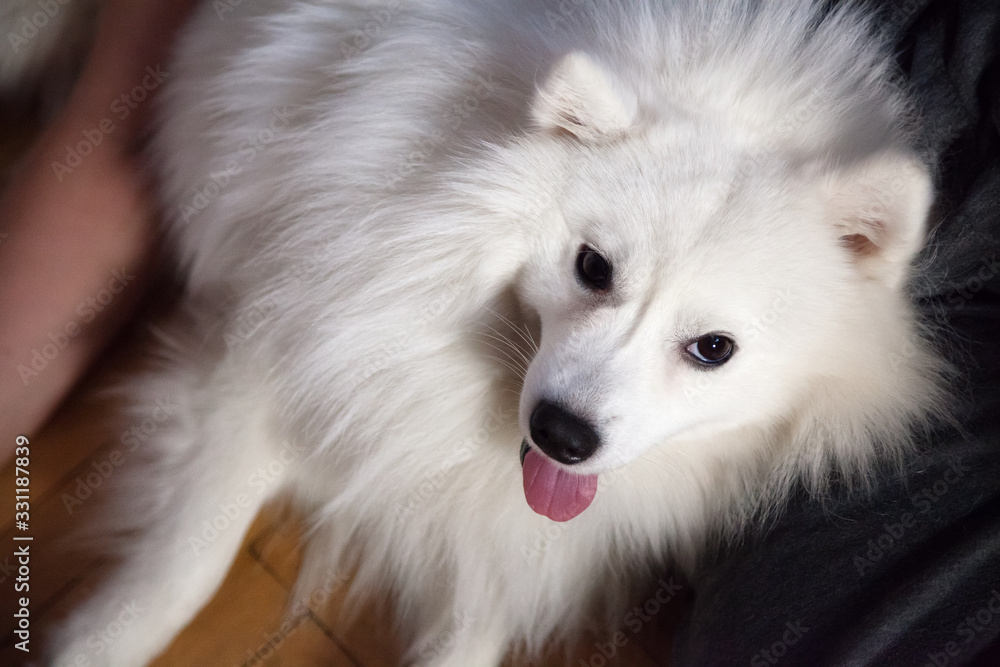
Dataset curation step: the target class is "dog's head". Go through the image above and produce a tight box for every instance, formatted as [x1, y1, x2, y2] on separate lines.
[478, 52, 941, 521]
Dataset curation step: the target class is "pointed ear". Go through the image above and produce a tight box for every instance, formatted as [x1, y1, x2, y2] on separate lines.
[823, 152, 933, 288]
[531, 52, 638, 141]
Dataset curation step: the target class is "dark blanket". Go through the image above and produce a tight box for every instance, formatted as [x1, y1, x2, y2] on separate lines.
[674, 1, 1000, 665]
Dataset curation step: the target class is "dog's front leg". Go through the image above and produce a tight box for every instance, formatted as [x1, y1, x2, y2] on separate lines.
[44, 368, 291, 666]
[406, 611, 509, 667]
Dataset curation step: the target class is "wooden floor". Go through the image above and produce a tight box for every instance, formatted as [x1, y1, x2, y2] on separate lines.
[0, 320, 686, 666]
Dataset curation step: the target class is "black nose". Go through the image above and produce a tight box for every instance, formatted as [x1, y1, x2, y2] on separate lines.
[529, 400, 600, 465]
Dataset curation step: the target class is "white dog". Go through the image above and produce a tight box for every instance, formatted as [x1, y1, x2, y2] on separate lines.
[46, 0, 949, 664]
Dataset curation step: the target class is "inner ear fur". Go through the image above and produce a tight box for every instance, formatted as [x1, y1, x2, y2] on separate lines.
[531, 51, 638, 142]
[822, 151, 933, 288]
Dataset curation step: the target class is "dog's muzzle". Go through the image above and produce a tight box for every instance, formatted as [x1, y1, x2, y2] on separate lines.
[528, 400, 600, 464]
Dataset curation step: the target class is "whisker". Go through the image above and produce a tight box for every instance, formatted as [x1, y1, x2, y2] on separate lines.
[476, 324, 533, 371]
[520, 322, 540, 354]
[475, 333, 530, 375]
[485, 355, 528, 380]
[483, 306, 538, 354]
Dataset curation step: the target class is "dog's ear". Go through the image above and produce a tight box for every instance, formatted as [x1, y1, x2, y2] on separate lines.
[823, 152, 933, 288]
[531, 52, 638, 141]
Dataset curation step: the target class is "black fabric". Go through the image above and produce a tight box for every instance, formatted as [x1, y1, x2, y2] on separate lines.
[673, 1, 1000, 665]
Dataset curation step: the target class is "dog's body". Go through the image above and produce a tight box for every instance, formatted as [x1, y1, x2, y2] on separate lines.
[48, 1, 948, 664]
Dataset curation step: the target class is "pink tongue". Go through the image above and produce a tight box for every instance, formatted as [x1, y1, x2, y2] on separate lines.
[522, 448, 598, 522]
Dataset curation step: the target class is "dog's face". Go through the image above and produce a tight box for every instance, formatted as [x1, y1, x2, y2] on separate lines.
[488, 53, 933, 521]
[517, 142, 834, 471]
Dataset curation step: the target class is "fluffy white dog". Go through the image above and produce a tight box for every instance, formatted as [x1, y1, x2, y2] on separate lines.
[47, 0, 949, 664]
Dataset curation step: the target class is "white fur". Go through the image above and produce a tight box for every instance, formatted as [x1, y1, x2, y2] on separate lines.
[48, 1, 950, 665]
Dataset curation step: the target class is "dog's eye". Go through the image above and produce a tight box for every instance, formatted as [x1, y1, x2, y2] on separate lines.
[576, 246, 611, 291]
[685, 334, 735, 366]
